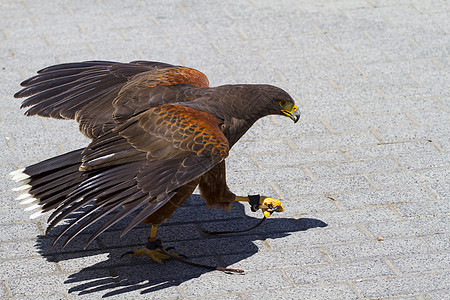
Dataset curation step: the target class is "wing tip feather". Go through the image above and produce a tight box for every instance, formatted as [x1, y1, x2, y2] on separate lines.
[10, 168, 29, 182]
[12, 183, 31, 192]
[24, 203, 41, 212]
[19, 196, 37, 205]
[30, 210, 46, 219]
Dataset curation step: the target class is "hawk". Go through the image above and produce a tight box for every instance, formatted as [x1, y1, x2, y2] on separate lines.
[11, 60, 300, 264]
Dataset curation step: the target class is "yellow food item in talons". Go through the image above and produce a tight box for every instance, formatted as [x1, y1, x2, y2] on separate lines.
[261, 196, 281, 207]
[260, 196, 285, 217]
[234, 195, 285, 217]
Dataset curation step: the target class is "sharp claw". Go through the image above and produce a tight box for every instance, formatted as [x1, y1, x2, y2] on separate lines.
[120, 251, 135, 259]
[153, 258, 164, 264]
[164, 247, 188, 259]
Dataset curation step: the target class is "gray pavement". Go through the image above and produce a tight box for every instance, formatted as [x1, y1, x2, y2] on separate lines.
[0, 0, 449, 299]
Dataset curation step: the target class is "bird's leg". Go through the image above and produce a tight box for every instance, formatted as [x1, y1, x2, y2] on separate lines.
[201, 195, 285, 236]
[122, 225, 175, 264]
[125, 226, 244, 273]
[235, 195, 285, 217]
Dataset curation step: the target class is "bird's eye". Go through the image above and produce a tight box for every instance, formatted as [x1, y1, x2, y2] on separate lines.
[279, 100, 287, 107]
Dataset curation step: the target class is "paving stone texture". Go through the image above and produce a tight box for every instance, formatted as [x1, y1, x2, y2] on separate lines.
[0, 0, 449, 299]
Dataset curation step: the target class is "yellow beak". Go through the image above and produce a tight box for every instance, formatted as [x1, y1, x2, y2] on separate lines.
[282, 103, 300, 123]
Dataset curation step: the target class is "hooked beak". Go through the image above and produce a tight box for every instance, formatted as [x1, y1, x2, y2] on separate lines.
[282, 103, 301, 123]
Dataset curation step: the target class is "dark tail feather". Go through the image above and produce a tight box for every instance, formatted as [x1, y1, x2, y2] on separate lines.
[10, 149, 85, 219]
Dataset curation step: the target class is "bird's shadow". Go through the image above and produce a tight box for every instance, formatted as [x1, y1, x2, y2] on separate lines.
[35, 195, 327, 297]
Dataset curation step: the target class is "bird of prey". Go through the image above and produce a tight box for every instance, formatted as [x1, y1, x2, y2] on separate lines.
[11, 60, 300, 263]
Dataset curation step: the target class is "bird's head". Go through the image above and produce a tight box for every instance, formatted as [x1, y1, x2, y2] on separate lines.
[183, 84, 300, 125]
[258, 85, 300, 123]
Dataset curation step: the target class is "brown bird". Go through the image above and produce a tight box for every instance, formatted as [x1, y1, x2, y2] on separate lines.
[11, 60, 300, 264]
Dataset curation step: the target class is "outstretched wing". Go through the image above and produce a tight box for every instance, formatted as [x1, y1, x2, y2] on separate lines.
[14, 60, 209, 138]
[48, 105, 229, 248]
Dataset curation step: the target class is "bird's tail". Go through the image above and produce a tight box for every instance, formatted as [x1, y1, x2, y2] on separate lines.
[10, 149, 85, 219]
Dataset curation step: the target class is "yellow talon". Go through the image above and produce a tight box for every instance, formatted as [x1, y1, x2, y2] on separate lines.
[131, 248, 172, 264]
[124, 226, 182, 264]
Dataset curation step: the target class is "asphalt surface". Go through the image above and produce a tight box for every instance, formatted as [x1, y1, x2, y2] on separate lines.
[0, 0, 449, 299]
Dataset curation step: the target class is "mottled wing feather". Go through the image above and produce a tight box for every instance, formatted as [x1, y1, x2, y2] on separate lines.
[117, 104, 229, 160]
